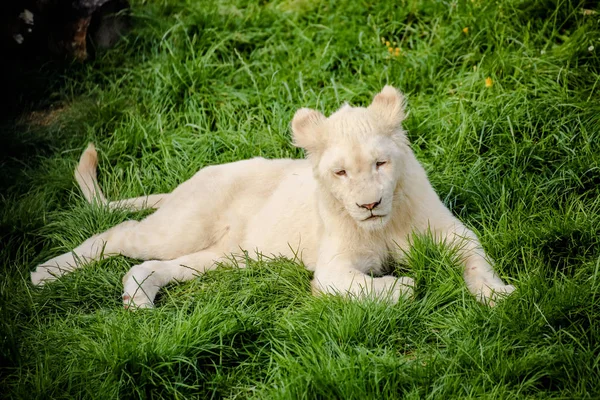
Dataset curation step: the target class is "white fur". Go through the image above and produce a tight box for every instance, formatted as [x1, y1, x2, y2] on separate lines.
[31, 86, 515, 308]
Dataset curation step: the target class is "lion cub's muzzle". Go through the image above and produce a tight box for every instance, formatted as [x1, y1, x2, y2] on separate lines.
[356, 198, 387, 221]
[357, 198, 382, 211]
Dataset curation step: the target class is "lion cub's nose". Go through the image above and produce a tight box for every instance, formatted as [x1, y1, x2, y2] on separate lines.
[359, 200, 381, 210]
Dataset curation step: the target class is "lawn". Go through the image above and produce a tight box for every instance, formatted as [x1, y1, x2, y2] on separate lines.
[1, 0, 600, 398]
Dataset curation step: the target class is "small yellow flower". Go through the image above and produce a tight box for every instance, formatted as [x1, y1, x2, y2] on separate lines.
[381, 37, 386, 44]
[394, 47, 401, 56]
[473, 65, 477, 71]
[463, 27, 469, 34]
[388, 47, 394, 54]
[485, 77, 493, 87]
[385, 41, 391, 47]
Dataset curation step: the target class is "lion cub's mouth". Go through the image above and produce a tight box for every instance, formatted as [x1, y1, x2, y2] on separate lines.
[363, 214, 386, 221]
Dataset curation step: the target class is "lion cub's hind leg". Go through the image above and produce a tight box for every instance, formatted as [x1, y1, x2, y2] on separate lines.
[31, 220, 145, 285]
[122, 250, 223, 309]
[31, 217, 179, 286]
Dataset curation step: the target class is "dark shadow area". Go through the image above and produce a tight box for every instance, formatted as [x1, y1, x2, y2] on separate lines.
[0, 0, 130, 120]
[0, 0, 132, 278]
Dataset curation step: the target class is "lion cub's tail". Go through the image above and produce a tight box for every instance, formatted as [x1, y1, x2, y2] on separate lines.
[75, 143, 167, 210]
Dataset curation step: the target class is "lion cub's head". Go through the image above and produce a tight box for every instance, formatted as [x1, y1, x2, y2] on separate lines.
[292, 86, 409, 231]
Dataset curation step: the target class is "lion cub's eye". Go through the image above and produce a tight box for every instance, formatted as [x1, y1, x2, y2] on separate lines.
[376, 161, 387, 169]
[335, 170, 347, 177]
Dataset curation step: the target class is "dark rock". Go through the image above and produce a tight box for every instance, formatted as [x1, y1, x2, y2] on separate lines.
[1, 0, 130, 60]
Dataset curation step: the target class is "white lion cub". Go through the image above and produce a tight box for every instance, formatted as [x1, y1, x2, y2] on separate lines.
[31, 86, 515, 308]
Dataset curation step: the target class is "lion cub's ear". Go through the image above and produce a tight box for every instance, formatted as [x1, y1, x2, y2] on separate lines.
[368, 86, 407, 130]
[291, 108, 326, 153]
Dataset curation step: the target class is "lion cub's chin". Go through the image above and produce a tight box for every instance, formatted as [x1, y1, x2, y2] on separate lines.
[356, 214, 392, 231]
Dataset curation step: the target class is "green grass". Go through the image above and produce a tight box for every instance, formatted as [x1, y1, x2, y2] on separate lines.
[1, 0, 599, 398]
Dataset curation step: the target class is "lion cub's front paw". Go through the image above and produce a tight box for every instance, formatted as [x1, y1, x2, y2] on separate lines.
[479, 283, 516, 307]
[385, 276, 415, 303]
